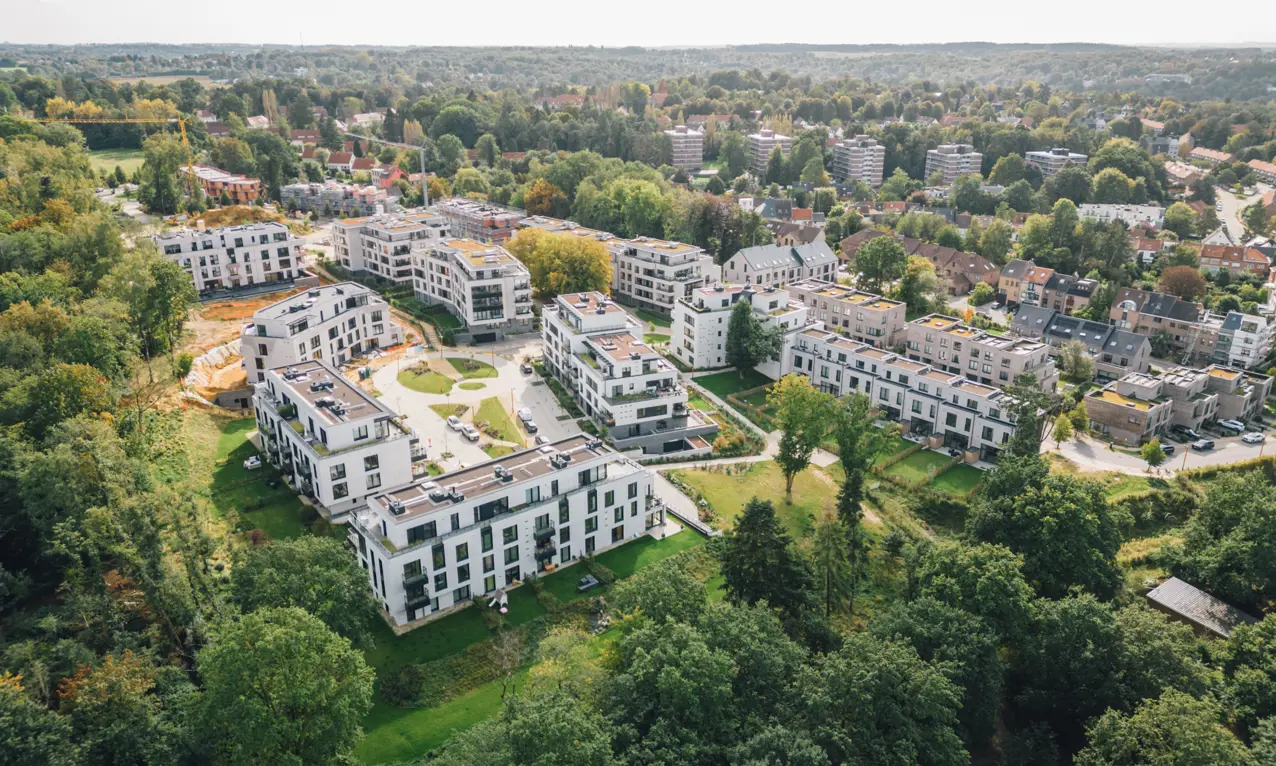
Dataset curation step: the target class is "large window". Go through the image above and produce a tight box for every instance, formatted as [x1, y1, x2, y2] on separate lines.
[455, 543, 469, 562]
[585, 517, 598, 534]
[481, 527, 493, 552]
[504, 545, 519, 564]
[502, 525, 517, 544]
[432, 544, 446, 570]
[407, 522, 436, 545]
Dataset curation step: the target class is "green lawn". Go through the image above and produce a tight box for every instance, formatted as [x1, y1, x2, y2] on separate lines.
[398, 368, 454, 394]
[447, 357, 499, 379]
[482, 444, 517, 459]
[423, 307, 464, 332]
[643, 333, 671, 345]
[474, 397, 521, 442]
[209, 418, 307, 539]
[930, 463, 986, 495]
[635, 308, 672, 328]
[873, 435, 914, 465]
[430, 403, 468, 420]
[695, 368, 773, 400]
[670, 461, 841, 540]
[883, 450, 953, 484]
[458, 381, 486, 391]
[88, 147, 145, 175]
[538, 529, 707, 604]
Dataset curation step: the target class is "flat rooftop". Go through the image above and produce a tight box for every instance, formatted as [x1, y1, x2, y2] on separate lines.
[1090, 388, 1154, 411]
[559, 292, 627, 317]
[1208, 366, 1242, 380]
[622, 236, 701, 255]
[915, 315, 961, 331]
[274, 360, 394, 423]
[590, 332, 657, 361]
[255, 282, 376, 322]
[373, 435, 623, 520]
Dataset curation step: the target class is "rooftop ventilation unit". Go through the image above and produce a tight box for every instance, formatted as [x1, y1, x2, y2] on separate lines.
[447, 487, 466, 502]
[309, 377, 335, 393]
[282, 367, 301, 380]
[428, 488, 448, 503]
[315, 396, 336, 408]
[549, 452, 571, 469]
[388, 499, 407, 516]
[585, 438, 604, 451]
[596, 308, 606, 315]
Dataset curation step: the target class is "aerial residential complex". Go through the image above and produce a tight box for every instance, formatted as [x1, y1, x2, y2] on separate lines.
[331, 210, 450, 287]
[664, 125, 704, 169]
[1078, 204, 1167, 228]
[1011, 305, 1152, 381]
[347, 434, 660, 626]
[154, 221, 307, 295]
[413, 239, 534, 341]
[180, 164, 261, 204]
[542, 292, 716, 456]
[721, 241, 839, 288]
[748, 129, 793, 174]
[785, 280, 908, 348]
[253, 360, 419, 519]
[432, 198, 526, 243]
[281, 181, 392, 217]
[904, 314, 1060, 393]
[924, 144, 984, 184]
[240, 283, 404, 383]
[671, 283, 811, 374]
[1025, 147, 1089, 178]
[831, 135, 887, 187]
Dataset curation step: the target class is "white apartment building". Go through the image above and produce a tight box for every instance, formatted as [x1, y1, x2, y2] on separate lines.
[1078, 204, 1166, 228]
[431, 198, 525, 243]
[331, 210, 449, 287]
[282, 181, 392, 218]
[543, 292, 717, 455]
[925, 144, 985, 184]
[786, 279, 908, 348]
[665, 125, 704, 170]
[520, 217, 720, 317]
[1213, 312, 1274, 370]
[1025, 147, 1088, 179]
[904, 314, 1060, 393]
[153, 222, 306, 295]
[722, 241, 839, 288]
[783, 328, 1021, 460]
[414, 239, 534, 340]
[832, 135, 887, 187]
[254, 360, 417, 519]
[348, 435, 660, 627]
[671, 284, 812, 374]
[749, 129, 793, 174]
[241, 283, 404, 383]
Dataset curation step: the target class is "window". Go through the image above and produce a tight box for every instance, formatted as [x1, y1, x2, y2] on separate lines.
[484, 575, 496, 593]
[614, 506, 624, 523]
[559, 545, 571, 562]
[585, 517, 598, 533]
[505, 566, 521, 584]
[558, 500, 570, 524]
[408, 522, 435, 545]
[364, 455, 380, 471]
[432, 544, 445, 569]
[504, 546, 519, 564]
[453, 585, 470, 602]
[526, 487, 541, 505]
[503, 526, 517, 544]
[604, 490, 615, 507]
[332, 482, 348, 499]
[587, 489, 597, 513]
[611, 526, 624, 543]
[403, 560, 422, 579]
[585, 536, 596, 555]
[451, 513, 460, 531]
[434, 572, 447, 591]
[483, 554, 495, 573]
[456, 564, 470, 583]
[945, 413, 957, 427]
[559, 526, 571, 543]
[455, 543, 469, 562]
[481, 527, 493, 552]
[330, 464, 346, 480]
[628, 482, 638, 499]
[365, 473, 381, 490]
[355, 425, 369, 440]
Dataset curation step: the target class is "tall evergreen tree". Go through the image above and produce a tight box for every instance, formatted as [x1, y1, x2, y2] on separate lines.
[719, 497, 813, 619]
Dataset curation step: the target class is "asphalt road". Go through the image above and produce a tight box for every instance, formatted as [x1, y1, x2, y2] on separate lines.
[1216, 184, 1270, 243]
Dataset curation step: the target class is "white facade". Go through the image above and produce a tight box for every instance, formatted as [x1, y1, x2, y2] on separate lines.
[671, 284, 811, 372]
[413, 239, 534, 338]
[664, 125, 704, 170]
[254, 360, 417, 519]
[749, 129, 793, 174]
[832, 135, 886, 187]
[925, 144, 984, 184]
[153, 222, 306, 295]
[241, 283, 404, 383]
[721, 242, 839, 288]
[1214, 312, 1274, 370]
[1078, 204, 1166, 228]
[331, 211, 449, 286]
[348, 435, 660, 627]
[543, 292, 716, 455]
[1025, 148, 1088, 178]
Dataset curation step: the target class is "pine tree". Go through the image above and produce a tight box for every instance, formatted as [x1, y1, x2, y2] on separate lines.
[719, 497, 812, 618]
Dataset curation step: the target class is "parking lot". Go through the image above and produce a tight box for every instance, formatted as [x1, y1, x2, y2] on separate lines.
[1054, 426, 1272, 474]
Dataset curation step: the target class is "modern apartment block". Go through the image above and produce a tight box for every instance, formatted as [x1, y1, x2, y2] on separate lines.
[749, 129, 793, 174]
[925, 144, 984, 184]
[542, 292, 716, 456]
[153, 221, 306, 295]
[253, 360, 418, 518]
[281, 181, 392, 217]
[347, 434, 660, 626]
[832, 135, 887, 187]
[1111, 288, 1220, 364]
[413, 239, 534, 340]
[1203, 364, 1273, 422]
[721, 241, 839, 288]
[904, 314, 1060, 392]
[785, 279, 907, 348]
[1010, 305, 1151, 381]
[784, 328, 1021, 460]
[180, 164, 261, 204]
[671, 283, 811, 374]
[431, 198, 525, 243]
[1078, 204, 1166, 228]
[664, 125, 704, 170]
[1025, 147, 1088, 178]
[1213, 312, 1274, 370]
[240, 283, 404, 383]
[519, 217, 720, 316]
[1084, 372, 1177, 446]
[331, 210, 450, 287]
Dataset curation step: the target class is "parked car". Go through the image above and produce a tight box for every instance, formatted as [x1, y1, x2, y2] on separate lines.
[462, 424, 481, 442]
[1160, 443, 1176, 456]
[523, 419, 539, 433]
[534, 434, 550, 445]
[1171, 425, 1201, 441]
[1242, 432, 1266, 445]
[243, 456, 262, 470]
[520, 363, 534, 374]
[1217, 419, 1246, 433]
[446, 415, 463, 431]
[1191, 439, 1216, 451]
[517, 408, 534, 423]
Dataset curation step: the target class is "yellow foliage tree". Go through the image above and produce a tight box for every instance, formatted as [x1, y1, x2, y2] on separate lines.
[509, 230, 612, 297]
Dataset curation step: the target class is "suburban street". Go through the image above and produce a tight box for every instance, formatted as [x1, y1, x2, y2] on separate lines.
[1216, 183, 1270, 242]
[1049, 431, 1271, 475]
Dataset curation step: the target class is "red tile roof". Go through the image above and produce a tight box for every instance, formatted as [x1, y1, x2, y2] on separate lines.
[327, 152, 353, 165]
[1199, 245, 1270, 271]
[351, 157, 377, 171]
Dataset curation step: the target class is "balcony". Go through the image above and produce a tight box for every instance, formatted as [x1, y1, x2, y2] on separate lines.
[406, 593, 432, 611]
[605, 385, 684, 406]
[403, 570, 430, 588]
[533, 526, 555, 542]
[534, 542, 557, 562]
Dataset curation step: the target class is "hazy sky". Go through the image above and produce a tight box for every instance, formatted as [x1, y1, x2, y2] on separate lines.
[6, 0, 1275, 47]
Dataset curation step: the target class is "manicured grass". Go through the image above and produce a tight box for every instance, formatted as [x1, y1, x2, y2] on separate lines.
[643, 333, 671, 345]
[363, 608, 492, 674]
[635, 308, 672, 328]
[670, 462, 841, 540]
[88, 147, 145, 175]
[873, 435, 914, 465]
[474, 397, 521, 442]
[446, 357, 498, 379]
[483, 444, 516, 459]
[458, 381, 486, 390]
[430, 403, 469, 420]
[695, 368, 773, 400]
[398, 368, 454, 394]
[423, 307, 464, 331]
[883, 450, 953, 484]
[930, 463, 985, 495]
[208, 418, 307, 539]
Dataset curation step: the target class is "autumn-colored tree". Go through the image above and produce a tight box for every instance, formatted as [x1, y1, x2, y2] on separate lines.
[511, 231, 613, 296]
[523, 178, 568, 217]
[426, 176, 451, 202]
[1157, 265, 1206, 301]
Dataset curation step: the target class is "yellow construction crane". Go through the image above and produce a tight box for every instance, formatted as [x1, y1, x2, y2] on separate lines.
[37, 117, 197, 198]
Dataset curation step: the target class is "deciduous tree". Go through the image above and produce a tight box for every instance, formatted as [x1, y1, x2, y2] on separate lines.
[1158, 265, 1207, 300]
[725, 298, 782, 377]
[769, 374, 838, 496]
[854, 236, 907, 294]
[1076, 690, 1252, 766]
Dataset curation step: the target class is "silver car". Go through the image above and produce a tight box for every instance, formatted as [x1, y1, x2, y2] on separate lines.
[462, 424, 481, 442]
